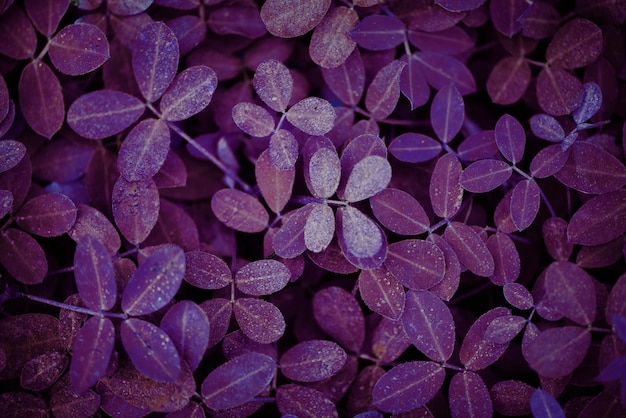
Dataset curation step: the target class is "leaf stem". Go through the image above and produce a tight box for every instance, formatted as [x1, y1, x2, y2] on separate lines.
[23, 293, 127, 319]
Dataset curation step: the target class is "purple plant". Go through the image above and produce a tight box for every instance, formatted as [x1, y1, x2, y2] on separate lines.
[0, 0, 625, 416]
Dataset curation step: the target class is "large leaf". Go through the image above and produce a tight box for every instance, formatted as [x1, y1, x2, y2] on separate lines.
[546, 18, 602, 69]
[74, 235, 117, 311]
[350, 14, 406, 51]
[321, 48, 365, 106]
[0, 5, 37, 59]
[343, 156, 392, 203]
[49, 23, 110, 75]
[313, 286, 365, 353]
[18, 61, 64, 139]
[449, 372, 492, 418]
[303, 136, 341, 199]
[358, 266, 406, 320]
[486, 232, 520, 285]
[459, 159, 512, 193]
[487, 56, 531, 105]
[370, 188, 429, 235]
[15, 193, 77, 237]
[304, 203, 335, 253]
[159, 65, 218, 121]
[286, 97, 336, 136]
[0, 228, 47, 285]
[211, 188, 269, 233]
[235, 259, 290, 296]
[495, 114, 525, 164]
[459, 307, 511, 370]
[413, 51, 476, 95]
[525, 326, 591, 378]
[385, 239, 445, 290]
[567, 190, 626, 246]
[536, 66, 583, 116]
[183, 250, 231, 289]
[232, 102, 275, 137]
[234, 298, 285, 344]
[443, 222, 494, 277]
[279, 340, 346, 382]
[430, 83, 464, 143]
[70, 316, 115, 393]
[118, 118, 171, 182]
[310, 6, 358, 68]
[253, 59, 293, 112]
[510, 179, 540, 231]
[336, 205, 387, 270]
[112, 176, 160, 245]
[543, 261, 596, 326]
[255, 149, 294, 214]
[160, 301, 210, 372]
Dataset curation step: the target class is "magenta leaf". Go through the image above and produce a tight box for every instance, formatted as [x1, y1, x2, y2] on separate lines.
[18, 61, 64, 139]
[460, 307, 511, 370]
[402, 290, 455, 361]
[304, 203, 334, 253]
[372, 361, 445, 413]
[536, 66, 583, 116]
[358, 266, 406, 320]
[234, 298, 285, 344]
[449, 371, 492, 418]
[304, 136, 341, 198]
[121, 244, 185, 316]
[159, 66, 217, 121]
[484, 315, 527, 343]
[74, 235, 117, 311]
[0, 140, 27, 174]
[276, 384, 338, 417]
[160, 301, 210, 372]
[495, 114, 525, 164]
[350, 15, 406, 51]
[269, 129, 299, 169]
[567, 190, 626, 246]
[232, 102, 275, 137]
[510, 179, 540, 231]
[70, 316, 114, 393]
[336, 206, 387, 270]
[0, 228, 47, 285]
[388, 132, 442, 163]
[235, 259, 290, 296]
[184, 250, 231, 289]
[444, 222, 494, 277]
[279, 340, 347, 382]
[255, 149, 295, 213]
[313, 286, 365, 353]
[121, 318, 181, 382]
[487, 56, 531, 105]
[286, 97, 336, 135]
[118, 118, 170, 182]
[0, 5, 37, 59]
[112, 176, 160, 245]
[486, 232, 520, 285]
[530, 389, 565, 418]
[544, 261, 596, 326]
[459, 159, 512, 193]
[201, 352, 275, 410]
[413, 52, 476, 95]
[370, 188, 429, 235]
[529, 144, 569, 178]
[310, 6, 358, 68]
[20, 351, 68, 391]
[385, 239, 445, 290]
[133, 22, 179, 102]
[525, 326, 591, 378]
[430, 153, 464, 219]
[253, 59, 293, 112]
[15, 193, 77, 238]
[68, 206, 121, 256]
[430, 83, 464, 143]
[260, 0, 331, 38]
[546, 18, 602, 69]
[503, 283, 534, 310]
[572, 82, 602, 125]
[343, 156, 392, 203]
[365, 60, 406, 120]
[321, 48, 366, 106]
[211, 188, 269, 233]
[490, 0, 529, 37]
[49, 23, 109, 75]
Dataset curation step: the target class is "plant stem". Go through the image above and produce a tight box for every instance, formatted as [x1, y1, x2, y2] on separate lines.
[23, 294, 127, 319]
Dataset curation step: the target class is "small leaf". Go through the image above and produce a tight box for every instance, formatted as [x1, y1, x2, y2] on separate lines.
[529, 114, 565, 142]
[444, 222, 494, 277]
[365, 60, 406, 120]
[15, 193, 77, 238]
[112, 177, 160, 245]
[484, 315, 527, 343]
[234, 298, 285, 344]
[313, 286, 365, 353]
[118, 118, 170, 182]
[232, 102, 275, 137]
[486, 232, 520, 285]
[160, 301, 210, 372]
[49, 23, 109, 75]
[211, 188, 269, 233]
[280, 340, 347, 382]
[546, 18, 602, 69]
[385, 239, 445, 290]
[261, 0, 332, 38]
[503, 283, 534, 310]
[70, 316, 115, 393]
[255, 149, 295, 213]
[276, 384, 338, 418]
[0, 140, 27, 174]
[370, 188, 429, 235]
[449, 372, 493, 418]
[0, 229, 47, 285]
[430, 83, 464, 143]
[236, 259, 290, 296]
[286, 97, 336, 136]
[304, 203, 335, 253]
[567, 190, 626, 246]
[350, 15, 406, 51]
[310, 6, 358, 68]
[388, 132, 442, 163]
[510, 179, 540, 231]
[495, 114, 525, 164]
[304, 137, 341, 199]
[530, 389, 565, 418]
[336, 205, 386, 270]
[430, 153, 463, 219]
[572, 82, 602, 125]
[74, 235, 117, 311]
[459, 159, 512, 193]
[160, 66, 218, 121]
[269, 129, 299, 169]
[184, 250, 231, 289]
[18, 61, 64, 139]
[459, 307, 511, 370]
[525, 326, 591, 378]
[253, 59, 293, 112]
[343, 156, 392, 203]
[359, 266, 406, 320]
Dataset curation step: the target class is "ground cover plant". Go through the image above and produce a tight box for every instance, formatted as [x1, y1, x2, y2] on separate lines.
[0, 0, 625, 416]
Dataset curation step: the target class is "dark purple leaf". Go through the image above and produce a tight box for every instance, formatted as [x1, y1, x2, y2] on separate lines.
[413, 52, 476, 95]
[343, 156, 391, 203]
[459, 307, 511, 370]
[400, 55, 430, 110]
[322, 48, 366, 106]
[484, 315, 526, 343]
[0, 156, 32, 215]
[487, 56, 531, 105]
[486, 232, 520, 285]
[280, 340, 347, 382]
[32, 135, 96, 183]
[70, 316, 115, 393]
[336, 206, 387, 270]
[430, 83, 464, 143]
[273, 205, 313, 258]
[350, 15, 406, 51]
[370, 188, 429, 235]
[546, 18, 602, 69]
[260, 0, 331, 38]
[0, 140, 26, 174]
[530, 389, 565, 418]
[160, 301, 210, 372]
[232, 102, 275, 137]
[112, 176, 160, 245]
[576, 236, 625, 268]
[346, 365, 385, 416]
[255, 149, 294, 214]
[530, 114, 565, 143]
[536, 66, 583, 116]
[0, 228, 47, 285]
[207, 4, 266, 39]
[388, 132, 442, 163]
[269, 129, 299, 169]
[16, 193, 77, 237]
[567, 190, 626, 246]
[50, 381, 100, 418]
[304, 354, 357, 403]
[253, 59, 293, 112]
[18, 61, 64, 139]
[385, 239, 445, 290]
[211, 188, 268, 233]
[490, 380, 533, 416]
[20, 351, 68, 391]
[313, 286, 365, 353]
[460, 159, 512, 193]
[359, 266, 406, 320]
[573, 81, 602, 125]
[0, 190, 12, 219]
[118, 118, 170, 182]
[234, 298, 285, 344]
[200, 298, 232, 348]
[390, 0, 465, 32]
[144, 198, 199, 251]
[304, 203, 334, 253]
[372, 361, 445, 413]
[0, 5, 37, 59]
[286, 97, 336, 136]
[495, 114, 525, 164]
[428, 234, 461, 301]
[503, 283, 534, 310]
[365, 60, 406, 120]
[133, 22, 179, 102]
[449, 371, 492, 418]
[544, 261, 596, 326]
[530, 144, 569, 178]
[121, 245, 185, 316]
[436, 0, 485, 11]
[310, 6, 358, 68]
[184, 250, 231, 289]
[606, 274, 626, 326]
[510, 179, 540, 231]
[167, 15, 206, 56]
[154, 150, 187, 189]
[121, 318, 181, 382]
[108, 13, 153, 49]
[445, 222, 494, 277]
[402, 290, 455, 361]
[408, 25, 474, 54]
[49, 23, 109, 75]
[160, 66, 217, 121]
[371, 317, 411, 363]
[490, 0, 529, 37]
[276, 384, 338, 418]
[525, 326, 591, 378]
[236, 259, 290, 296]
[518, 1, 560, 39]
[457, 130, 498, 161]
[222, 330, 277, 362]
[430, 153, 463, 219]
[74, 235, 117, 311]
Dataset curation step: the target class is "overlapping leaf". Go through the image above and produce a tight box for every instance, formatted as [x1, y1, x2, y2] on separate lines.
[211, 188, 269, 233]
[276, 384, 338, 417]
[260, 0, 331, 38]
[350, 15, 406, 51]
[310, 6, 358, 68]
[460, 307, 511, 370]
[279, 340, 346, 382]
[486, 232, 520, 285]
[15, 193, 77, 237]
[385, 239, 445, 290]
[525, 326, 591, 378]
[160, 301, 210, 372]
[74, 235, 117, 311]
[118, 118, 170, 181]
[336, 205, 387, 270]
[443, 222, 494, 277]
[370, 188, 429, 235]
[159, 66, 218, 121]
[112, 177, 160, 245]
[0, 229, 47, 285]
[359, 266, 405, 320]
[321, 48, 365, 106]
[255, 149, 294, 214]
[269, 129, 299, 169]
[459, 159, 512, 193]
[70, 316, 115, 393]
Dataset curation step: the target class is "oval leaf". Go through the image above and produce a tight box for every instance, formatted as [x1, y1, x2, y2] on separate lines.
[529, 144, 569, 178]
[313, 286, 365, 353]
[388, 132, 442, 163]
[449, 372, 492, 418]
[286, 97, 336, 136]
[232, 102, 275, 137]
[160, 65, 218, 121]
[160, 301, 210, 372]
[350, 15, 406, 51]
[459, 159, 512, 193]
[112, 176, 160, 245]
[567, 190, 626, 246]
[70, 316, 115, 393]
[525, 326, 591, 378]
[484, 315, 527, 344]
[255, 149, 295, 213]
[20, 351, 68, 391]
[546, 18, 602, 69]
[459, 308, 511, 370]
[336, 205, 386, 270]
[276, 384, 338, 418]
[261, 0, 331, 38]
[510, 179, 540, 231]
[343, 156, 392, 203]
[18, 61, 64, 139]
[253, 59, 293, 112]
[486, 232, 520, 285]
[184, 250, 231, 289]
[211, 188, 269, 233]
[234, 298, 285, 344]
[430, 153, 463, 219]
[503, 283, 534, 310]
[359, 266, 405, 320]
[49, 23, 109, 75]
[430, 83, 464, 143]
[269, 129, 299, 169]
[279, 340, 347, 382]
[544, 261, 596, 326]
[365, 60, 406, 120]
[495, 114, 525, 164]
[0, 141, 27, 174]
[310, 6, 358, 68]
[321, 48, 365, 106]
[0, 6, 37, 59]
[536, 66, 583, 116]
[370, 188, 429, 235]
[0, 228, 47, 285]
[487, 56, 531, 105]
[15, 193, 77, 237]
[236, 259, 290, 296]
[74, 235, 117, 311]
[305, 138, 341, 199]
[385, 239, 445, 290]
[118, 118, 170, 182]
[413, 52, 476, 95]
[68, 204, 121, 255]
[273, 205, 313, 258]
[444, 222, 494, 277]
[304, 203, 335, 253]
[530, 389, 565, 418]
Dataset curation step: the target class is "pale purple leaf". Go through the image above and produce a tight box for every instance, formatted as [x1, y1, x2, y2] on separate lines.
[487, 56, 531, 105]
[286, 97, 336, 136]
[371, 317, 411, 362]
[74, 235, 117, 311]
[234, 298, 285, 344]
[567, 190, 626, 246]
[276, 384, 338, 418]
[253, 59, 293, 112]
[121, 318, 181, 382]
[184, 250, 231, 289]
[388, 132, 442, 163]
[160, 301, 210, 371]
[449, 371, 492, 418]
[49, 23, 109, 75]
[310, 6, 358, 68]
[529, 144, 569, 178]
[269, 129, 299, 169]
[18, 61, 64, 139]
[304, 203, 334, 253]
[0, 140, 26, 174]
[372, 361, 445, 413]
[336, 205, 387, 270]
[503, 283, 534, 310]
[400, 55, 430, 110]
[0, 228, 47, 284]
[544, 261, 596, 326]
[490, 0, 529, 37]
[273, 205, 313, 258]
[484, 315, 527, 343]
[118, 118, 170, 182]
[573, 81, 602, 125]
[459, 307, 511, 370]
[530, 114, 565, 143]
[121, 245, 185, 316]
[510, 179, 540, 231]
[338, 134, 387, 185]
[132, 22, 179, 102]
[536, 66, 583, 116]
[370, 188, 429, 235]
[321, 48, 365, 106]
[260, 0, 331, 38]
[385, 239, 445, 290]
[429, 153, 463, 219]
[232, 102, 275, 137]
[408, 25, 474, 54]
[486, 232, 520, 285]
[0, 5, 37, 59]
[255, 149, 295, 213]
[344, 156, 392, 203]
[235, 259, 290, 296]
[525, 326, 591, 378]
[402, 290, 455, 361]
[530, 389, 565, 418]
[112, 176, 160, 245]
[359, 266, 406, 320]
[495, 114, 525, 164]
[280, 340, 347, 382]
[546, 18, 602, 69]
[211, 188, 268, 233]
[413, 52, 476, 95]
[350, 15, 406, 51]
[365, 60, 406, 120]
[16, 193, 77, 237]
[20, 351, 68, 391]
[160, 66, 217, 121]
[304, 136, 341, 198]
[313, 286, 365, 353]
[70, 316, 114, 393]
[431, 83, 464, 143]
[490, 380, 533, 416]
[459, 159, 512, 193]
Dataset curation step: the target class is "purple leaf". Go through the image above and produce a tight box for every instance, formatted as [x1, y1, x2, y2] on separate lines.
[118, 118, 170, 182]
[486, 232, 520, 285]
[530, 389, 565, 418]
[184, 250, 231, 289]
[0, 190, 12, 219]
[336, 206, 387, 270]
[32, 135, 96, 183]
[67, 90, 145, 140]
[546, 19, 602, 69]
[430, 83, 464, 143]
[518, 1, 560, 39]
[273, 205, 313, 258]
[460, 159, 512, 193]
[525, 326, 591, 378]
[321, 48, 366, 106]
[16, 193, 77, 238]
[0, 140, 26, 174]
[503, 283, 534, 310]
[0, 155, 32, 215]
[234, 298, 285, 344]
[49, 23, 109, 75]
[269, 129, 299, 169]
[370, 188, 429, 235]
[304, 203, 335, 253]
[449, 371, 492, 418]
[567, 190, 626, 246]
[338, 134, 388, 191]
[310, 6, 358, 68]
[303, 136, 341, 198]
[372, 361, 445, 413]
[429, 234, 461, 301]
[530, 114, 565, 142]
[490, 0, 529, 37]
[112, 176, 160, 245]
[313, 286, 365, 353]
[510, 179, 540, 231]
[108, 0, 151, 15]
[436, 0, 485, 11]
[286, 97, 336, 136]
[280, 340, 347, 382]
[255, 149, 295, 214]
[529, 144, 569, 178]
[121, 318, 181, 382]
[235, 259, 290, 296]
[400, 55, 430, 110]
[365, 60, 406, 120]
[276, 384, 338, 418]
[159, 66, 218, 121]
[121, 245, 185, 316]
[0, 5, 37, 59]
[606, 274, 626, 326]
[200, 298, 232, 348]
[536, 66, 583, 116]
[371, 317, 411, 363]
[253, 59, 293, 112]
[460, 307, 511, 370]
[429, 153, 464, 219]
[18, 61, 64, 139]
[222, 330, 276, 362]
[132, 22, 179, 102]
[144, 198, 199, 252]
[261, 0, 331, 38]
[160, 301, 210, 372]
[576, 236, 625, 268]
[490, 380, 533, 416]
[388, 132, 442, 163]
[402, 290, 455, 361]
[413, 51, 476, 95]
[359, 266, 406, 320]
[544, 261, 596, 326]
[445, 221, 495, 276]
[232, 102, 275, 137]
[495, 114, 525, 164]
[69, 206, 120, 254]
[0, 228, 47, 285]
[74, 235, 117, 311]
[50, 382, 100, 418]
[70, 316, 114, 393]
[343, 156, 392, 203]
[167, 15, 206, 56]
[573, 81, 602, 125]
[211, 188, 269, 233]
[20, 351, 68, 391]
[408, 25, 474, 54]
[389, 0, 465, 32]
[385, 239, 445, 290]
[487, 56, 531, 105]
[207, 4, 266, 39]
[484, 315, 527, 343]
[350, 15, 406, 51]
